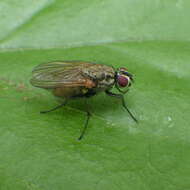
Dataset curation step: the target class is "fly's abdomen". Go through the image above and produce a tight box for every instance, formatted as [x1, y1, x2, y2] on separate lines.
[53, 87, 83, 98]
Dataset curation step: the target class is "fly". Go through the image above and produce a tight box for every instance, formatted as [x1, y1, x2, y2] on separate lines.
[30, 61, 137, 140]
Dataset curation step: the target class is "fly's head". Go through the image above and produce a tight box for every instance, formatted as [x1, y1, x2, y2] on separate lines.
[115, 67, 134, 93]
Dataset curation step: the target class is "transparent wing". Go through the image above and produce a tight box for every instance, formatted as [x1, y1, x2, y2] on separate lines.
[30, 61, 91, 89]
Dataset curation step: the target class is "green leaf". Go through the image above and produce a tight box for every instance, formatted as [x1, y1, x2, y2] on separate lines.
[0, 0, 190, 189]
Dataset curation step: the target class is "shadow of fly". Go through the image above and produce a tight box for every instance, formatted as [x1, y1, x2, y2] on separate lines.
[30, 61, 137, 140]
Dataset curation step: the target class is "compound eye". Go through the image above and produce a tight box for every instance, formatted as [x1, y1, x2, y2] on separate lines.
[117, 75, 130, 87]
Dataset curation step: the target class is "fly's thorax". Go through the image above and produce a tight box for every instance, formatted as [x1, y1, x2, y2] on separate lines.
[82, 64, 115, 90]
[96, 76, 115, 90]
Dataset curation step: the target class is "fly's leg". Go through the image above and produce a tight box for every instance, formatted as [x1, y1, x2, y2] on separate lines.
[78, 100, 92, 140]
[115, 83, 129, 93]
[105, 90, 138, 123]
[78, 111, 91, 140]
[40, 100, 67, 114]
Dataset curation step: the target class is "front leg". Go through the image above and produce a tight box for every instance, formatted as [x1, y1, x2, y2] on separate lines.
[105, 90, 138, 123]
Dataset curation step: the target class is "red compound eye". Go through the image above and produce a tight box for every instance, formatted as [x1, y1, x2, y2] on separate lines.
[117, 75, 129, 87]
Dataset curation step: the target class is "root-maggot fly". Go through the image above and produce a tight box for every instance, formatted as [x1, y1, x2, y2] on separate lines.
[30, 61, 137, 140]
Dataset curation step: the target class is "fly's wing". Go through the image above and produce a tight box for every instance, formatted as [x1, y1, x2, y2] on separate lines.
[30, 61, 93, 89]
